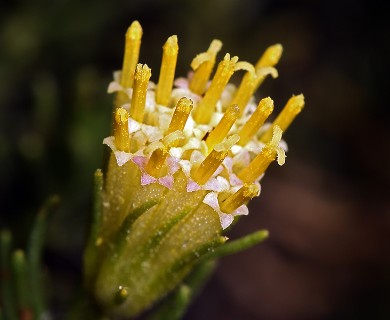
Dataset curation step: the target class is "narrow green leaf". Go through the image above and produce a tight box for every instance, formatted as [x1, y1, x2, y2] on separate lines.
[147, 260, 217, 320]
[147, 285, 191, 320]
[12, 250, 32, 318]
[83, 170, 104, 286]
[0, 230, 17, 320]
[90, 169, 104, 245]
[27, 195, 60, 319]
[200, 229, 269, 262]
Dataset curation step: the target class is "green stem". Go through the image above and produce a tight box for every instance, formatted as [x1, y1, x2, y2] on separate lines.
[27, 195, 60, 319]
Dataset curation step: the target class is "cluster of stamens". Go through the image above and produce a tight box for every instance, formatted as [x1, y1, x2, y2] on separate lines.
[104, 20, 304, 229]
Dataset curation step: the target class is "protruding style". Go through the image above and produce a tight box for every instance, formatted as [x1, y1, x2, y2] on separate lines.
[189, 39, 222, 95]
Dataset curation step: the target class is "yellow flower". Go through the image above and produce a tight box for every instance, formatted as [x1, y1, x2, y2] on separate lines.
[84, 20, 304, 318]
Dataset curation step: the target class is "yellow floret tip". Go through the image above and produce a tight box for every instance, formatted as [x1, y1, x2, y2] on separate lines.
[166, 97, 193, 135]
[220, 183, 260, 213]
[145, 146, 169, 177]
[156, 35, 179, 106]
[121, 20, 143, 89]
[238, 125, 284, 183]
[191, 149, 228, 185]
[130, 64, 152, 123]
[238, 97, 274, 146]
[261, 94, 305, 143]
[206, 104, 240, 152]
[256, 43, 283, 68]
[194, 53, 238, 124]
[114, 107, 130, 152]
[190, 39, 222, 95]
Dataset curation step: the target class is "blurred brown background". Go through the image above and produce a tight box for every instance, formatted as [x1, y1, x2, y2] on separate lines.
[1, 0, 389, 319]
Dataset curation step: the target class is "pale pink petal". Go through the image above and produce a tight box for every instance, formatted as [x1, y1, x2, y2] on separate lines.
[141, 173, 157, 186]
[158, 176, 174, 189]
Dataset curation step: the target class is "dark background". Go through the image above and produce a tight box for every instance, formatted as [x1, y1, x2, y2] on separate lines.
[1, 0, 389, 319]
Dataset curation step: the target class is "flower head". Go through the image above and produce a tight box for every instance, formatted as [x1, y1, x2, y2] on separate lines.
[84, 20, 304, 318]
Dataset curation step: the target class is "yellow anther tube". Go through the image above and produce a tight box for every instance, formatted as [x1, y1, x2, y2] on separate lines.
[130, 64, 152, 123]
[166, 97, 193, 135]
[260, 94, 304, 143]
[156, 35, 179, 106]
[206, 105, 240, 152]
[145, 146, 169, 178]
[121, 21, 143, 89]
[255, 44, 283, 69]
[114, 107, 130, 152]
[191, 150, 228, 185]
[238, 126, 283, 183]
[219, 183, 259, 213]
[238, 97, 274, 146]
[193, 54, 238, 124]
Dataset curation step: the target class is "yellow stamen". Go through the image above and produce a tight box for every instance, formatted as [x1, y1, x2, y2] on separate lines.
[114, 107, 130, 152]
[191, 149, 228, 185]
[130, 64, 152, 123]
[145, 146, 169, 178]
[230, 44, 282, 114]
[193, 54, 238, 124]
[166, 97, 193, 135]
[238, 97, 274, 146]
[219, 183, 259, 213]
[238, 126, 283, 183]
[260, 94, 304, 143]
[255, 44, 283, 69]
[121, 21, 143, 88]
[206, 104, 240, 152]
[189, 39, 222, 95]
[155, 35, 179, 106]
[145, 131, 184, 177]
[229, 72, 256, 114]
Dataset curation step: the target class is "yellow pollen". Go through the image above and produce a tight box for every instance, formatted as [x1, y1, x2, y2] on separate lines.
[219, 183, 259, 213]
[121, 21, 143, 89]
[145, 146, 169, 178]
[255, 44, 283, 69]
[238, 97, 274, 146]
[193, 54, 238, 124]
[189, 39, 222, 95]
[155, 35, 179, 106]
[114, 107, 130, 152]
[206, 104, 240, 152]
[260, 94, 305, 143]
[166, 97, 193, 135]
[130, 64, 152, 123]
[238, 126, 283, 183]
[191, 149, 228, 185]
